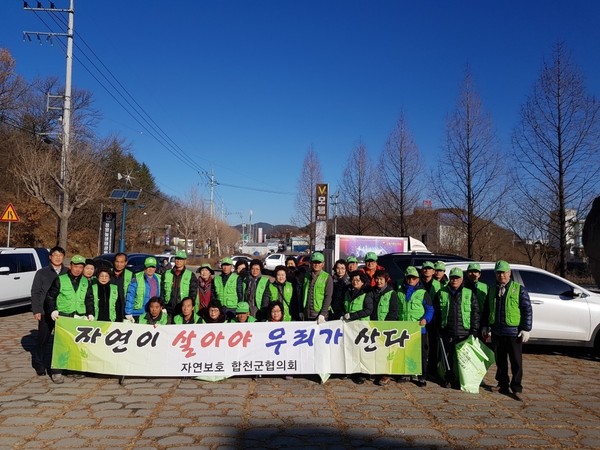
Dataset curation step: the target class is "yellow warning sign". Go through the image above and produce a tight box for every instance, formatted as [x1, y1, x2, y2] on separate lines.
[0, 203, 19, 222]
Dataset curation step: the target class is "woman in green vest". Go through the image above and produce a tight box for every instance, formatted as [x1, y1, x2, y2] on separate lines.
[93, 268, 122, 322]
[262, 266, 297, 321]
[343, 270, 374, 385]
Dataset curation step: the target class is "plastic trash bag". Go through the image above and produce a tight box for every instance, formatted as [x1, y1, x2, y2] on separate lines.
[456, 336, 495, 393]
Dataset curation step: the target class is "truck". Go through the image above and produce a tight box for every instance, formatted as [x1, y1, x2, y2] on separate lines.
[323, 234, 429, 270]
[0, 248, 50, 310]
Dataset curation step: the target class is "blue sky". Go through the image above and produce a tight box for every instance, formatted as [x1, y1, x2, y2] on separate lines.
[3, 1, 600, 226]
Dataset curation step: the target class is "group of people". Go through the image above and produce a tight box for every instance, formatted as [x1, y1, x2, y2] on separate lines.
[31, 246, 532, 396]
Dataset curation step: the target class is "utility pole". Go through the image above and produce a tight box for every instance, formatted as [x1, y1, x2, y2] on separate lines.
[24, 0, 75, 248]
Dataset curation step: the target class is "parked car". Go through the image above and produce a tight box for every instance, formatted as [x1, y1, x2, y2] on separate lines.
[218, 255, 252, 269]
[296, 254, 312, 268]
[94, 252, 156, 273]
[377, 252, 472, 284]
[445, 261, 600, 353]
[0, 247, 49, 310]
[263, 253, 288, 271]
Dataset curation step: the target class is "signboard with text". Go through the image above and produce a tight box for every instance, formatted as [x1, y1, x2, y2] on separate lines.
[52, 319, 422, 377]
[100, 212, 116, 254]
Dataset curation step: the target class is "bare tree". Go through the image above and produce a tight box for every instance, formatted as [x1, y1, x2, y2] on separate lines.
[0, 48, 27, 120]
[11, 134, 105, 248]
[432, 67, 506, 258]
[174, 186, 209, 254]
[338, 140, 375, 235]
[511, 42, 600, 277]
[292, 145, 323, 249]
[374, 111, 423, 236]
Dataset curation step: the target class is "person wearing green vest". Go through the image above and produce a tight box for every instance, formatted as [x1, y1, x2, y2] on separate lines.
[262, 265, 298, 321]
[421, 260, 442, 379]
[228, 301, 256, 323]
[125, 257, 161, 322]
[482, 260, 532, 397]
[138, 296, 170, 325]
[464, 263, 489, 315]
[45, 254, 95, 384]
[162, 250, 198, 318]
[434, 261, 448, 287]
[111, 252, 133, 316]
[302, 252, 333, 324]
[398, 266, 434, 387]
[242, 259, 270, 320]
[172, 297, 200, 324]
[213, 257, 242, 318]
[434, 267, 480, 389]
[93, 268, 122, 322]
[343, 270, 374, 385]
[370, 269, 399, 386]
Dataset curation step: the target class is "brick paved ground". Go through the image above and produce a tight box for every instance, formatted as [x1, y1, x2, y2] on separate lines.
[0, 308, 599, 449]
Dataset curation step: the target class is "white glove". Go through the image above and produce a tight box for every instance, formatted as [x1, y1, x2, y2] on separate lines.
[51, 310, 59, 321]
[518, 330, 530, 343]
[343, 313, 351, 321]
[162, 308, 167, 315]
[87, 315, 95, 321]
[124, 314, 135, 323]
[317, 315, 325, 325]
[73, 314, 85, 319]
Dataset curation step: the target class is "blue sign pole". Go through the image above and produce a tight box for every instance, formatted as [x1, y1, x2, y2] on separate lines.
[119, 199, 127, 252]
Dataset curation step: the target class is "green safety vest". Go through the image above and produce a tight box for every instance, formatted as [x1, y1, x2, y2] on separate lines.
[173, 312, 200, 324]
[163, 269, 193, 303]
[474, 281, 488, 311]
[489, 282, 522, 326]
[398, 288, 426, 322]
[438, 287, 473, 329]
[214, 273, 239, 309]
[133, 272, 161, 311]
[425, 279, 441, 300]
[344, 291, 370, 321]
[303, 271, 329, 313]
[92, 283, 119, 322]
[243, 276, 269, 309]
[268, 281, 294, 321]
[375, 289, 394, 321]
[138, 312, 168, 325]
[122, 269, 133, 296]
[56, 273, 89, 315]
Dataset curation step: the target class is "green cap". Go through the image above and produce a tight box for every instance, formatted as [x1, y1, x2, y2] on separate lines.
[405, 266, 419, 278]
[495, 260, 510, 272]
[175, 250, 187, 259]
[467, 263, 481, 272]
[346, 255, 358, 263]
[221, 257, 233, 266]
[449, 267, 463, 278]
[199, 263, 214, 274]
[434, 261, 446, 271]
[236, 302, 250, 314]
[71, 255, 86, 265]
[422, 261, 435, 269]
[364, 252, 378, 262]
[144, 256, 157, 268]
[311, 252, 325, 263]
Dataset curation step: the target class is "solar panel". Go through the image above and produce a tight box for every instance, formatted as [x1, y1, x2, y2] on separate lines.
[125, 190, 142, 200]
[109, 189, 126, 199]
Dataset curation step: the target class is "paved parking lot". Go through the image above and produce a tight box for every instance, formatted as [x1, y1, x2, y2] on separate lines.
[0, 308, 599, 449]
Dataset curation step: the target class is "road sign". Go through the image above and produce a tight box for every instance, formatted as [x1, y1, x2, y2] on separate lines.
[0, 203, 19, 222]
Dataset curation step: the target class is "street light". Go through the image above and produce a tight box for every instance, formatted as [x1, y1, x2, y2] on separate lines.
[110, 185, 141, 253]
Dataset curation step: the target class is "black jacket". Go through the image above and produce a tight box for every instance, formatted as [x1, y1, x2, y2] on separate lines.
[31, 265, 68, 315]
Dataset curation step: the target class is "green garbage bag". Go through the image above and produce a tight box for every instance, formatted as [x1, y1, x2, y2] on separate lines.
[456, 336, 495, 393]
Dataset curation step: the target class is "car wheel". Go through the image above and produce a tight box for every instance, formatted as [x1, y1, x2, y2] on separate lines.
[594, 333, 600, 359]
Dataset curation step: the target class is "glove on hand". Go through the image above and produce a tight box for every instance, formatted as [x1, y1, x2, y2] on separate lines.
[73, 314, 84, 320]
[124, 314, 135, 323]
[87, 315, 95, 321]
[317, 315, 325, 325]
[343, 313, 351, 321]
[518, 330, 530, 343]
[50, 310, 59, 321]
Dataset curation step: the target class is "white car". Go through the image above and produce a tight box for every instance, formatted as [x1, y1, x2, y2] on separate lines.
[0, 248, 49, 310]
[263, 253, 288, 271]
[445, 262, 600, 353]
